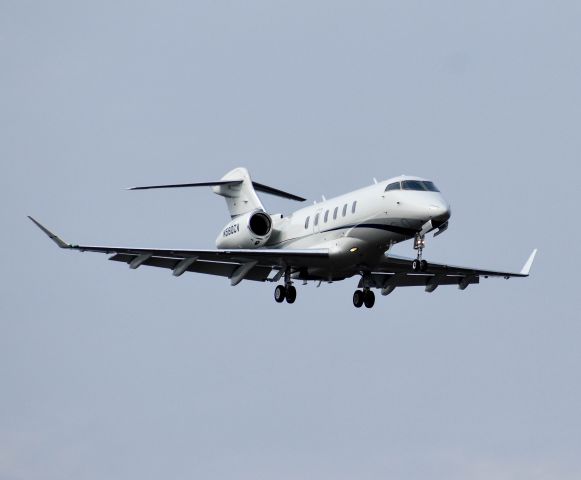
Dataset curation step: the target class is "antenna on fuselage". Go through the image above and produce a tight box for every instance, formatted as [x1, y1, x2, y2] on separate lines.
[373, 178, 378, 184]
[321, 195, 326, 201]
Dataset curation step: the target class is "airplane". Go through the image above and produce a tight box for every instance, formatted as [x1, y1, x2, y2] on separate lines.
[29, 167, 537, 309]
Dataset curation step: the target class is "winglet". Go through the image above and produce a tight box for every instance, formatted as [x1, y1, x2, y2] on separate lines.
[27, 216, 70, 248]
[520, 249, 538, 276]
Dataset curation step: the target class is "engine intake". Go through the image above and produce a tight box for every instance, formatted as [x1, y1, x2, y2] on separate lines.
[249, 211, 271, 237]
[216, 210, 273, 249]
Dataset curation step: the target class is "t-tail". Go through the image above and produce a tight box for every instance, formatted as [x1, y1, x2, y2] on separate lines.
[127, 166, 306, 218]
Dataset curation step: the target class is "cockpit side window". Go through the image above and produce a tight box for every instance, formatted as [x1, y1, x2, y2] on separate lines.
[422, 181, 440, 192]
[385, 182, 401, 191]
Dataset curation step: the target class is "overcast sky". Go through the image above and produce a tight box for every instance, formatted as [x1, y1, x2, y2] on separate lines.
[1, 1, 580, 479]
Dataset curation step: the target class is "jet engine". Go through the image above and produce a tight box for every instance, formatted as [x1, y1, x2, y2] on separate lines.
[216, 210, 273, 249]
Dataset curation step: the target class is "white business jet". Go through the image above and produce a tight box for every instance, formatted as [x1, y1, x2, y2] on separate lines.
[29, 167, 536, 309]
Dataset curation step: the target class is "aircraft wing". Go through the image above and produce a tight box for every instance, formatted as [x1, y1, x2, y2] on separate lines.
[28, 217, 328, 285]
[361, 250, 537, 293]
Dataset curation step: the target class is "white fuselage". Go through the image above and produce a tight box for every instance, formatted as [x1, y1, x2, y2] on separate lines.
[217, 175, 451, 281]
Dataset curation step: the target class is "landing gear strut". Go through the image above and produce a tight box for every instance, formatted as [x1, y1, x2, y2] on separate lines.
[353, 289, 375, 309]
[412, 233, 429, 272]
[274, 269, 297, 304]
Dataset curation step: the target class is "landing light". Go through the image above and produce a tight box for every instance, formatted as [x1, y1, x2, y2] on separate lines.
[350, 247, 359, 253]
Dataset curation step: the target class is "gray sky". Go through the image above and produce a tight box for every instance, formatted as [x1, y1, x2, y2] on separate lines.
[1, 1, 580, 479]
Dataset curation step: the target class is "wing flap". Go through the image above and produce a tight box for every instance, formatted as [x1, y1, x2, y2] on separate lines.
[379, 251, 537, 278]
[109, 254, 273, 282]
[359, 273, 480, 289]
[82, 246, 327, 267]
[28, 216, 328, 284]
[363, 250, 537, 291]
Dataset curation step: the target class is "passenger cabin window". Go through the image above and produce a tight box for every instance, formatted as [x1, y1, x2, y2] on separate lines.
[305, 216, 310, 229]
[324, 210, 329, 222]
[352, 201, 357, 214]
[342, 204, 347, 217]
[333, 206, 338, 220]
[401, 180, 440, 192]
[314, 213, 319, 226]
[385, 182, 401, 191]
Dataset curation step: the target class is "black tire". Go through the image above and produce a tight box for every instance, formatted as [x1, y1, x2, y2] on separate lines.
[420, 260, 428, 271]
[285, 285, 297, 304]
[353, 290, 364, 308]
[412, 259, 420, 271]
[363, 290, 375, 308]
[274, 285, 286, 303]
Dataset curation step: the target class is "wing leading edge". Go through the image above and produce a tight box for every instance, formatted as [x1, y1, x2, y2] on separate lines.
[27, 217, 328, 285]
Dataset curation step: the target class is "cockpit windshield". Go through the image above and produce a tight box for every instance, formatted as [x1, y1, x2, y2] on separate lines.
[401, 180, 440, 192]
[385, 180, 440, 192]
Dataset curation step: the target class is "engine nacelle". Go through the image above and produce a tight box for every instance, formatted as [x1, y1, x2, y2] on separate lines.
[215, 210, 273, 249]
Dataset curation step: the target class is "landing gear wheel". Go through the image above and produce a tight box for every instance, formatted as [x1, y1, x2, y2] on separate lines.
[274, 285, 286, 303]
[363, 289, 375, 309]
[353, 290, 364, 308]
[285, 285, 297, 304]
[412, 259, 420, 271]
[420, 260, 428, 272]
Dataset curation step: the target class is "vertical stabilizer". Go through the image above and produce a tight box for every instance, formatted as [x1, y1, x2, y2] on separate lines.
[212, 167, 265, 217]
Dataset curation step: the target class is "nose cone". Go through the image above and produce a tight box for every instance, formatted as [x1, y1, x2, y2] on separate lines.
[429, 201, 451, 225]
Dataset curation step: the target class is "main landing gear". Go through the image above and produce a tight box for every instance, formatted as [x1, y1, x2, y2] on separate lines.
[353, 289, 375, 309]
[274, 284, 296, 304]
[274, 268, 297, 304]
[412, 233, 429, 272]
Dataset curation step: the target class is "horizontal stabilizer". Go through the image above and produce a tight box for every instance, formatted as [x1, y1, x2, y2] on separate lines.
[127, 181, 242, 191]
[251, 182, 306, 202]
[127, 179, 306, 201]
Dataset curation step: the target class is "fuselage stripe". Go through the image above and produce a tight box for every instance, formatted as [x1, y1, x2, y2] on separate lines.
[268, 223, 416, 248]
[321, 223, 416, 236]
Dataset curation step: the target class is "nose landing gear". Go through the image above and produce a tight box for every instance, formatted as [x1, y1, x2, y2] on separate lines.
[412, 258, 428, 272]
[412, 233, 429, 272]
